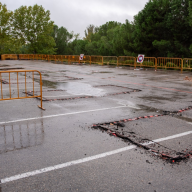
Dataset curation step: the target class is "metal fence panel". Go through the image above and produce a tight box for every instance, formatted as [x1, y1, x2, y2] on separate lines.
[0, 70, 44, 110]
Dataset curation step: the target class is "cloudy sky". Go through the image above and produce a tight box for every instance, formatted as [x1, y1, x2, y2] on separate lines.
[1, 0, 149, 38]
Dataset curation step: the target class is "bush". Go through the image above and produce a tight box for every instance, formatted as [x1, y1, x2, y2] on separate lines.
[166, 62, 178, 68]
[121, 60, 134, 64]
[142, 61, 154, 66]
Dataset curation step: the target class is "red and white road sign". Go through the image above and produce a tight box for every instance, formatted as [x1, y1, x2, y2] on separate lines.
[79, 54, 84, 60]
[137, 54, 145, 63]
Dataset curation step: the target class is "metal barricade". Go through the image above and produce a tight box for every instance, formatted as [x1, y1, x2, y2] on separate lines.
[55, 55, 62, 63]
[136, 57, 157, 69]
[61, 55, 70, 64]
[1, 54, 18, 60]
[118, 56, 136, 67]
[28, 54, 34, 60]
[157, 57, 183, 71]
[103, 56, 117, 65]
[69, 55, 80, 64]
[19, 54, 31, 60]
[42, 55, 48, 61]
[48, 55, 56, 63]
[183, 58, 192, 71]
[79, 55, 91, 65]
[90, 56, 103, 65]
[0, 70, 44, 110]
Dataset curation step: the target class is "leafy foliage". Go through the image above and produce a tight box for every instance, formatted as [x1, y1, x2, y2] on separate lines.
[0, 3, 21, 54]
[1, 1, 192, 57]
[12, 4, 56, 54]
[52, 25, 73, 55]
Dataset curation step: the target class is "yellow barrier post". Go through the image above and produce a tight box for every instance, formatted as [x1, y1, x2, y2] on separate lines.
[155, 58, 157, 70]
[102, 57, 103, 65]
[134, 57, 136, 69]
[181, 59, 183, 73]
[90, 56, 92, 65]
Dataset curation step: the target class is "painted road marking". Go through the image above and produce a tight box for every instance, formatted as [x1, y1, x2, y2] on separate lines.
[0, 106, 130, 125]
[188, 122, 192, 125]
[1, 130, 192, 184]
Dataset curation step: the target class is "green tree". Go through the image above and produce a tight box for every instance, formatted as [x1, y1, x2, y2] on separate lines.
[0, 3, 20, 54]
[12, 4, 56, 54]
[133, 0, 192, 57]
[52, 25, 73, 55]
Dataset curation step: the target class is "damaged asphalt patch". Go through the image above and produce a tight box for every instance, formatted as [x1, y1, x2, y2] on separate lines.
[92, 106, 192, 163]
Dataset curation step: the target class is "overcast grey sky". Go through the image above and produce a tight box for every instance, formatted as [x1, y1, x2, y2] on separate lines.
[1, 0, 149, 38]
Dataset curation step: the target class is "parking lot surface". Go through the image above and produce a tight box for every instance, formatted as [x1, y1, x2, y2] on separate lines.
[0, 60, 192, 192]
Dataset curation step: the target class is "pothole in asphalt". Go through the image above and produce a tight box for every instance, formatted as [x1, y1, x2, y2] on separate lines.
[91, 106, 192, 164]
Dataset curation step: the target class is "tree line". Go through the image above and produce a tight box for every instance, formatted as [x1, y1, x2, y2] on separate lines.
[1, 0, 192, 57]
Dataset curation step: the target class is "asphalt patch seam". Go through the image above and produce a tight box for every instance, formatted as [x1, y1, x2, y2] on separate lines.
[26, 85, 142, 102]
[91, 106, 192, 163]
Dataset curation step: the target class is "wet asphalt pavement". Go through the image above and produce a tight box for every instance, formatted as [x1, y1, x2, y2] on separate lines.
[0, 60, 192, 192]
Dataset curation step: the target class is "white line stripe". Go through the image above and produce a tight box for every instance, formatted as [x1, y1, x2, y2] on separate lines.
[0, 106, 127, 125]
[1, 130, 192, 184]
[188, 122, 192, 125]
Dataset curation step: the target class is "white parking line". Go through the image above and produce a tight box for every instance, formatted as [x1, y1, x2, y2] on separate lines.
[1, 130, 192, 184]
[0, 106, 128, 125]
[188, 122, 192, 125]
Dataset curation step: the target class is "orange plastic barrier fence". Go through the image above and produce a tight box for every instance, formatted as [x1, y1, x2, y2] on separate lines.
[0, 70, 44, 110]
[1, 54, 18, 60]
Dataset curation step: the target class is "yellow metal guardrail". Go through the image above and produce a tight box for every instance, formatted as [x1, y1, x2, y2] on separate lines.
[183, 58, 192, 71]
[0, 70, 44, 110]
[136, 57, 157, 69]
[157, 57, 183, 71]
[1, 54, 18, 60]
[103, 56, 117, 65]
[2, 54, 192, 72]
[90, 56, 103, 65]
[118, 56, 136, 67]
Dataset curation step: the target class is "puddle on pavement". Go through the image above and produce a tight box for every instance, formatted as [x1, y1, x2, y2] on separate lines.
[35, 79, 105, 96]
[57, 82, 105, 96]
[34, 79, 59, 89]
[0, 122, 44, 154]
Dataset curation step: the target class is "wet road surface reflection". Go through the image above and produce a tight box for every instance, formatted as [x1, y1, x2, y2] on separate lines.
[0, 121, 44, 154]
